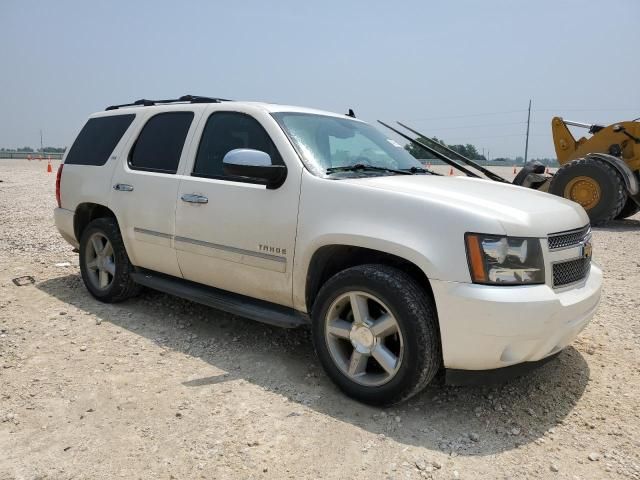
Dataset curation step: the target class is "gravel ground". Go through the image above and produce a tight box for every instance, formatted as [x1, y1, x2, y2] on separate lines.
[0, 160, 639, 480]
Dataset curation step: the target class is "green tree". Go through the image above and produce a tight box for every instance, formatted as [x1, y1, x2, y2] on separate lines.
[405, 138, 485, 161]
[404, 136, 446, 160]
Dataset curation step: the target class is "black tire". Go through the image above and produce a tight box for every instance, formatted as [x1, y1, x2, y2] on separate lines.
[311, 264, 441, 406]
[549, 158, 627, 226]
[79, 217, 140, 303]
[616, 198, 640, 220]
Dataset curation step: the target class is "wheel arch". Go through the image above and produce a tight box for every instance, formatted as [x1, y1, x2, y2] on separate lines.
[74, 203, 119, 242]
[304, 244, 435, 315]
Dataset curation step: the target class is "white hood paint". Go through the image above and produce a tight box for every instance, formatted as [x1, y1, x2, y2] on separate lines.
[343, 175, 589, 237]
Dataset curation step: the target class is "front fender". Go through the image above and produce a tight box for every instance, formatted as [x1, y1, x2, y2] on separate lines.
[292, 234, 437, 313]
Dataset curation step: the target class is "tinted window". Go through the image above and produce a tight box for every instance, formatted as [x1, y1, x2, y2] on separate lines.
[65, 114, 134, 166]
[193, 112, 283, 178]
[129, 112, 194, 173]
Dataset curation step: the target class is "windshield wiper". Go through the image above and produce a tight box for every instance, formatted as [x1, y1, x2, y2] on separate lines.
[401, 166, 435, 175]
[326, 164, 412, 175]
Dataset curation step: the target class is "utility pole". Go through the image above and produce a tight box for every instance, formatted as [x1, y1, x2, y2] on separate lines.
[40, 129, 44, 154]
[524, 99, 531, 164]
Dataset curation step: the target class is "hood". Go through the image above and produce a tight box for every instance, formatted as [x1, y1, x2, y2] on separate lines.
[342, 175, 589, 237]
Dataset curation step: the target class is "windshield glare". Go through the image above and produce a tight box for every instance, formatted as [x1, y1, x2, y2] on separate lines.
[272, 112, 424, 177]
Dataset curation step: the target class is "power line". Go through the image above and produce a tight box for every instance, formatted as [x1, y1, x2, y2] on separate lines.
[441, 133, 551, 140]
[403, 109, 527, 122]
[534, 107, 640, 112]
[402, 107, 639, 123]
[416, 121, 528, 131]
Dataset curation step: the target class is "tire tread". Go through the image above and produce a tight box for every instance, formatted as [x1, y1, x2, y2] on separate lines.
[312, 264, 441, 406]
[79, 217, 140, 303]
[549, 157, 626, 226]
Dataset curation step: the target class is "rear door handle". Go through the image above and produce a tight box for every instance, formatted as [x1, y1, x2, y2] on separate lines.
[113, 183, 134, 192]
[181, 194, 208, 204]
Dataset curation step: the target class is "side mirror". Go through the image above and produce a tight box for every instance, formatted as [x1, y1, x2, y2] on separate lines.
[222, 149, 287, 189]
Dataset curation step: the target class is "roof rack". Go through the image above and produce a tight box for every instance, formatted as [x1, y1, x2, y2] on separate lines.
[105, 95, 231, 111]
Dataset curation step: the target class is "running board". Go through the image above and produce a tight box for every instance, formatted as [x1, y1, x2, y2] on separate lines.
[131, 269, 309, 328]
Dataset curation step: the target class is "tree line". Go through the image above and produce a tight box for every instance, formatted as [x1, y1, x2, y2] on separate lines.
[405, 136, 486, 161]
[404, 136, 558, 166]
[0, 146, 66, 153]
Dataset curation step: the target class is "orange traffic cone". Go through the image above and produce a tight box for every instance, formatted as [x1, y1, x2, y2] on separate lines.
[449, 167, 454, 176]
[47, 160, 52, 173]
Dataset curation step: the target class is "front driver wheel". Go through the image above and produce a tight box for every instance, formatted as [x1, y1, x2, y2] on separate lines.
[311, 264, 441, 406]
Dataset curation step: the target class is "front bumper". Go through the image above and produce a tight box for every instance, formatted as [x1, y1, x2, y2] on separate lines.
[431, 264, 602, 371]
[54, 207, 78, 248]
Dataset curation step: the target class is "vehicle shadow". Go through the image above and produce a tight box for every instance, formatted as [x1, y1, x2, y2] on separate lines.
[37, 274, 590, 456]
[594, 217, 640, 232]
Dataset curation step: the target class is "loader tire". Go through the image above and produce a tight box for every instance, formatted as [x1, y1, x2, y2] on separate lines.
[615, 198, 640, 220]
[549, 158, 627, 226]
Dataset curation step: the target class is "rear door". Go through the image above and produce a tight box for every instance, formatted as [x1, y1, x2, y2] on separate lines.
[174, 109, 301, 307]
[109, 109, 201, 277]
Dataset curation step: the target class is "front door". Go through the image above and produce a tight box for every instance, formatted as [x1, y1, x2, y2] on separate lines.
[109, 110, 200, 277]
[174, 110, 300, 307]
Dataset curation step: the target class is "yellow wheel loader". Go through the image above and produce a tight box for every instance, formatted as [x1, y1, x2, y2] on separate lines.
[548, 117, 640, 223]
[380, 118, 640, 226]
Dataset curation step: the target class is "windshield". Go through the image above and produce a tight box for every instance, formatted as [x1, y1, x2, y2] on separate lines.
[272, 112, 425, 177]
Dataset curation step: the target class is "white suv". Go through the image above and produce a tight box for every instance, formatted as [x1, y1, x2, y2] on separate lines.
[54, 95, 602, 405]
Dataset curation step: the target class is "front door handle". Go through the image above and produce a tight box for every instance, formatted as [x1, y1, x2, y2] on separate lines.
[181, 193, 208, 204]
[113, 183, 134, 192]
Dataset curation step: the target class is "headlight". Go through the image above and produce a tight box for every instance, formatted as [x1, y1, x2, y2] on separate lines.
[465, 233, 545, 285]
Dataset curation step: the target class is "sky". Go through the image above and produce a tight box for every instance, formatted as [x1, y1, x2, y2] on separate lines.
[1, 0, 638, 159]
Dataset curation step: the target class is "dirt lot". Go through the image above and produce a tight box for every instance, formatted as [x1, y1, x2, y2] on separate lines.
[0, 160, 639, 479]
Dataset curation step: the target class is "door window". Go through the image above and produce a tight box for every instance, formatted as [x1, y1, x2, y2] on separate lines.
[192, 112, 283, 179]
[129, 112, 194, 173]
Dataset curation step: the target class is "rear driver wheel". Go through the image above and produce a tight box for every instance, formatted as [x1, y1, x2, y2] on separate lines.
[79, 218, 140, 303]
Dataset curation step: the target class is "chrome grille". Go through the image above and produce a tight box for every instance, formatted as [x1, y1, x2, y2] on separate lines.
[548, 225, 591, 250]
[553, 257, 591, 287]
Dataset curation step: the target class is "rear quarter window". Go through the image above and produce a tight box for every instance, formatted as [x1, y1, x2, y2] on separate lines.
[65, 114, 135, 166]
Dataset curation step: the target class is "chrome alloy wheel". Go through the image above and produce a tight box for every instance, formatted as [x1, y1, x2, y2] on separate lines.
[85, 232, 116, 290]
[324, 291, 404, 386]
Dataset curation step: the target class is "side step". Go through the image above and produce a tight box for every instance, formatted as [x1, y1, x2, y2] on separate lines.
[131, 269, 310, 329]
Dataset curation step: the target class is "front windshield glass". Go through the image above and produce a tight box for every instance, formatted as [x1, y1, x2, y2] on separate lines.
[272, 112, 425, 177]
